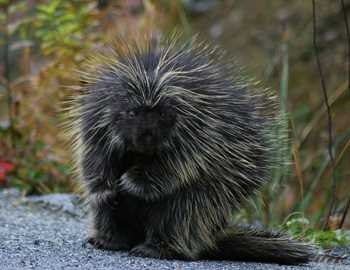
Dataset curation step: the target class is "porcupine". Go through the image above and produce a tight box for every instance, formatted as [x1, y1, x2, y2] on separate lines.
[67, 35, 317, 264]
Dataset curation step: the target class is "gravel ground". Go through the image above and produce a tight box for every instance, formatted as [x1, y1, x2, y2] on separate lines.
[0, 188, 349, 270]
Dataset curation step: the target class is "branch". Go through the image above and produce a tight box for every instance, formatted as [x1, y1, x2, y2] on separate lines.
[312, 0, 337, 230]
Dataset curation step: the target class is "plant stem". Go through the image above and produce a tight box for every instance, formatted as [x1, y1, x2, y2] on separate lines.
[312, 0, 337, 230]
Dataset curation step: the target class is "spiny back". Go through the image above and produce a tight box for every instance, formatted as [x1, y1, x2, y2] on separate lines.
[68, 34, 286, 202]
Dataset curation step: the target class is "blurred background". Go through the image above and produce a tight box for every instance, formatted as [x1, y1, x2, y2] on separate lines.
[0, 0, 349, 244]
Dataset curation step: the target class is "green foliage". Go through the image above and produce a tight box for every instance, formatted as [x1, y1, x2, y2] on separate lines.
[9, 138, 73, 195]
[35, 0, 92, 56]
[283, 216, 350, 249]
[0, 0, 96, 194]
[0, 0, 9, 5]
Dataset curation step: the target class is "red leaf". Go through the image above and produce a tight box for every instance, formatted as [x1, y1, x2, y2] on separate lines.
[0, 160, 15, 184]
[0, 160, 15, 172]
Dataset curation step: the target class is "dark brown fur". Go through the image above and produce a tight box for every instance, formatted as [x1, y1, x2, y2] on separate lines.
[70, 37, 317, 265]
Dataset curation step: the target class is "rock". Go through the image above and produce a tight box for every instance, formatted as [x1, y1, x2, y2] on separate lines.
[24, 193, 84, 217]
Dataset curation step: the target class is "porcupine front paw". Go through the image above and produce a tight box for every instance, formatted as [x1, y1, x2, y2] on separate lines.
[121, 167, 144, 183]
[119, 167, 158, 199]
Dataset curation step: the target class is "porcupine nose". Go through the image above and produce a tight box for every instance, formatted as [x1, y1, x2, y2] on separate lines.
[142, 113, 157, 145]
[143, 131, 153, 145]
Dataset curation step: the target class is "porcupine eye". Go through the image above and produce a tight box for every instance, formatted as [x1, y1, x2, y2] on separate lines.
[128, 111, 135, 119]
[117, 111, 135, 120]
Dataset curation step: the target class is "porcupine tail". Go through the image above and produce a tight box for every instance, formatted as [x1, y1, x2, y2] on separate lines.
[202, 227, 317, 265]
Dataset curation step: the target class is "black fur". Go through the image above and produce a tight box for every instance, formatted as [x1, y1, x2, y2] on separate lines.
[72, 38, 316, 264]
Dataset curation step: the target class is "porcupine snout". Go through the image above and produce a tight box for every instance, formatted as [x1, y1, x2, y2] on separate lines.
[134, 128, 155, 150]
[128, 110, 164, 154]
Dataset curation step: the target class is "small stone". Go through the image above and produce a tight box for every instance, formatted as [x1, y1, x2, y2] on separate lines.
[33, 240, 40, 246]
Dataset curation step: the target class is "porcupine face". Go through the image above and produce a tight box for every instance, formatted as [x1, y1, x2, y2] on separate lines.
[112, 100, 177, 155]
